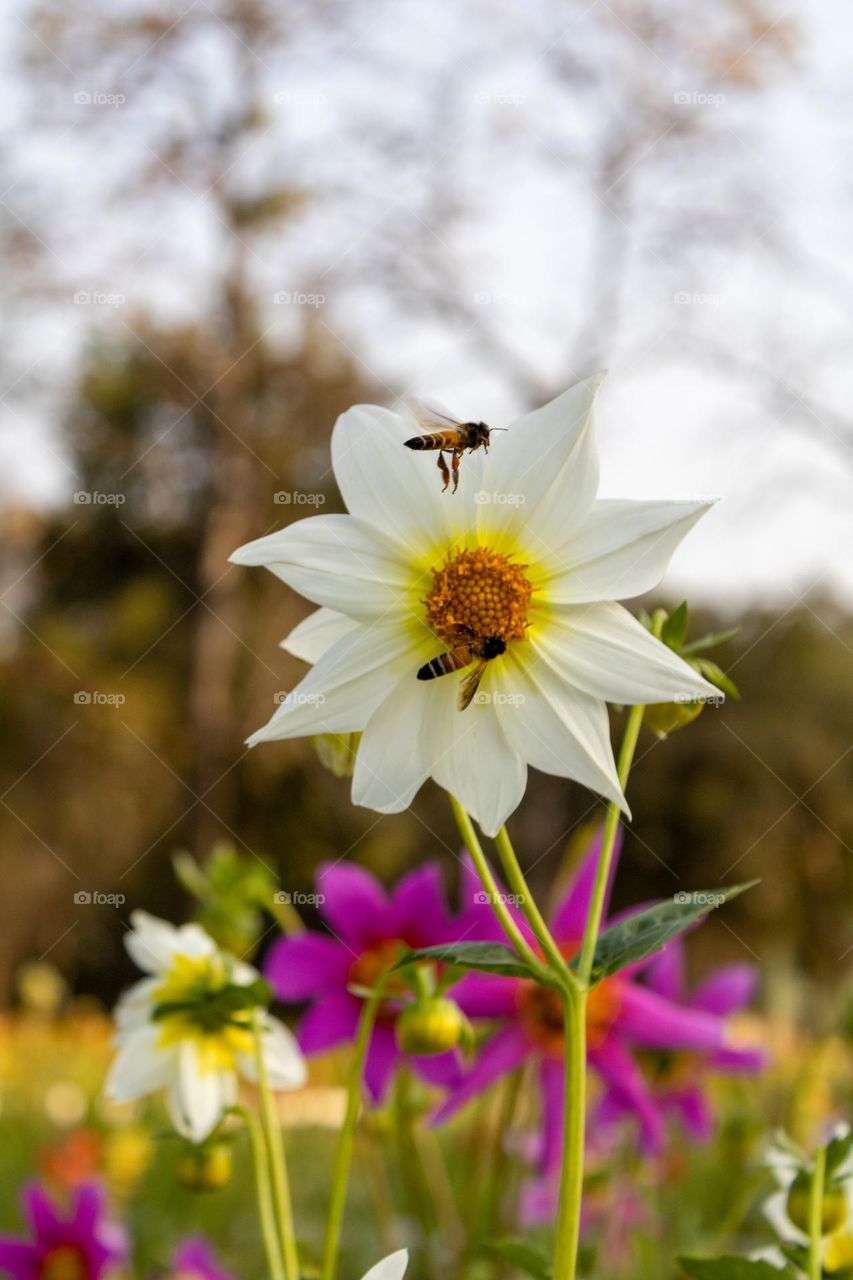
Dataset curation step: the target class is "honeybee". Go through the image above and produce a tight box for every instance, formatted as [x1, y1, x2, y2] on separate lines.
[417, 625, 507, 711]
[403, 400, 506, 493]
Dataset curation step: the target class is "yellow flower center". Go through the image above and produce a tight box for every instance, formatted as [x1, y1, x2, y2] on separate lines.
[152, 954, 254, 1073]
[39, 1246, 89, 1280]
[424, 547, 533, 645]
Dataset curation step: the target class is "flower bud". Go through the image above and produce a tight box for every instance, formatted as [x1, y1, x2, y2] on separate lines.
[174, 1138, 233, 1192]
[396, 998, 468, 1056]
[786, 1171, 848, 1235]
[312, 733, 361, 778]
[643, 699, 704, 740]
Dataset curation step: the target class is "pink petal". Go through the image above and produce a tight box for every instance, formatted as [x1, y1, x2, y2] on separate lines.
[363, 1023, 400, 1102]
[412, 1050, 463, 1090]
[432, 1026, 530, 1124]
[550, 825, 622, 944]
[672, 1087, 714, 1141]
[643, 938, 686, 1002]
[317, 862, 392, 950]
[391, 864, 451, 946]
[298, 991, 360, 1054]
[712, 1044, 766, 1072]
[538, 1057, 565, 1175]
[617, 986, 724, 1051]
[22, 1183, 59, 1240]
[590, 1037, 666, 1154]
[453, 972, 518, 1019]
[264, 933, 351, 1002]
[691, 965, 758, 1016]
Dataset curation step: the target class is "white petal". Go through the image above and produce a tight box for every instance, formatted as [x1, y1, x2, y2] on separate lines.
[491, 648, 627, 812]
[166, 1042, 235, 1143]
[331, 404, 482, 559]
[125, 913, 216, 975]
[361, 1253, 409, 1280]
[249, 621, 433, 744]
[105, 1025, 173, 1100]
[479, 375, 602, 554]
[281, 608, 358, 663]
[231, 515, 419, 621]
[426, 676, 528, 838]
[237, 1016, 307, 1090]
[352, 671, 433, 813]
[543, 499, 714, 603]
[536, 602, 719, 705]
[112, 977, 160, 1035]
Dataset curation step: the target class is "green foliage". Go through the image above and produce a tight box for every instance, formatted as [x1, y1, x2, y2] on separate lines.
[395, 941, 543, 981]
[678, 1257, 793, 1279]
[173, 843, 277, 958]
[485, 1239, 552, 1280]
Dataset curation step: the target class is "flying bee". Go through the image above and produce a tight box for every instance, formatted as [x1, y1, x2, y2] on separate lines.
[403, 399, 506, 493]
[417, 625, 507, 711]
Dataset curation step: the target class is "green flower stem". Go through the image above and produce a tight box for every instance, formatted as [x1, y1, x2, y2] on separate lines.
[808, 1147, 827, 1280]
[576, 701, 645, 988]
[449, 795, 547, 978]
[321, 985, 383, 1280]
[252, 1013, 299, 1280]
[493, 825, 575, 986]
[230, 1105, 286, 1280]
[553, 982, 586, 1280]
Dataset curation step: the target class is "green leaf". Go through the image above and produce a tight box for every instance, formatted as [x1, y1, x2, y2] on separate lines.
[485, 1240, 552, 1280]
[662, 600, 690, 649]
[694, 657, 741, 700]
[681, 626, 739, 656]
[825, 1130, 853, 1181]
[572, 882, 758, 985]
[394, 942, 540, 981]
[678, 1257, 791, 1280]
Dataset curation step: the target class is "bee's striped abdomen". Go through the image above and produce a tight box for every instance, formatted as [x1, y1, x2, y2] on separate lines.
[417, 647, 472, 681]
[404, 431, 458, 451]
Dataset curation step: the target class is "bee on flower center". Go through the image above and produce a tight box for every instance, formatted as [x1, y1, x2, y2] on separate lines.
[418, 547, 534, 710]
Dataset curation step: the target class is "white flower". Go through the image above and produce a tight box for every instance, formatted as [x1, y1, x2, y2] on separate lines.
[231, 375, 717, 836]
[361, 1252, 408, 1280]
[106, 911, 306, 1142]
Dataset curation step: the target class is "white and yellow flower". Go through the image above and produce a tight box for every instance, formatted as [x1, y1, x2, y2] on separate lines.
[232, 376, 717, 835]
[106, 912, 306, 1142]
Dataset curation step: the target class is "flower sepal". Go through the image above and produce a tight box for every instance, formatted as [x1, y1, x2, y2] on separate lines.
[640, 602, 740, 739]
[396, 997, 473, 1057]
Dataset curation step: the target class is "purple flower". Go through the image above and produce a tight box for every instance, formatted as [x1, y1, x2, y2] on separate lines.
[167, 1238, 238, 1280]
[596, 936, 765, 1144]
[265, 862, 464, 1101]
[436, 827, 751, 1166]
[0, 1182, 125, 1280]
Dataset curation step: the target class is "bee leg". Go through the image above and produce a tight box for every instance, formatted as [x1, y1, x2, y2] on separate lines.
[437, 452, 451, 492]
[451, 450, 461, 494]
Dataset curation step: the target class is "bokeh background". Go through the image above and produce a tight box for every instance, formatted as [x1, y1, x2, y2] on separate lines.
[0, 0, 851, 1077]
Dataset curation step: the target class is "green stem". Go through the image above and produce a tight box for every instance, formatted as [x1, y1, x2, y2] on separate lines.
[808, 1147, 826, 1280]
[321, 987, 383, 1280]
[553, 984, 586, 1280]
[449, 795, 546, 978]
[576, 702, 645, 988]
[494, 825, 575, 985]
[253, 1013, 299, 1280]
[230, 1106, 286, 1280]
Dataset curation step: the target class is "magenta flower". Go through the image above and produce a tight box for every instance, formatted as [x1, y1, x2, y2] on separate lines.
[435, 828, 743, 1163]
[596, 936, 764, 1143]
[0, 1183, 125, 1280]
[166, 1238, 238, 1280]
[265, 862, 465, 1101]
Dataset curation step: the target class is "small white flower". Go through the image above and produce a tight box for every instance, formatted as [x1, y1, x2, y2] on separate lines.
[232, 376, 717, 836]
[361, 1252, 408, 1280]
[106, 911, 306, 1142]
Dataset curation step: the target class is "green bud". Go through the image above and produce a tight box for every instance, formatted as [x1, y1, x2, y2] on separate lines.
[396, 997, 469, 1056]
[175, 1138, 233, 1192]
[786, 1171, 848, 1235]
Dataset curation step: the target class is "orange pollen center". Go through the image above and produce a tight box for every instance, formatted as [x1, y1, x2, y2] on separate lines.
[348, 940, 409, 1021]
[424, 547, 533, 646]
[39, 1247, 89, 1280]
[516, 971, 623, 1056]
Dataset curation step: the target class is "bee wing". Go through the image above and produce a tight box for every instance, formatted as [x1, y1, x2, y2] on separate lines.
[404, 397, 462, 431]
[458, 660, 488, 711]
